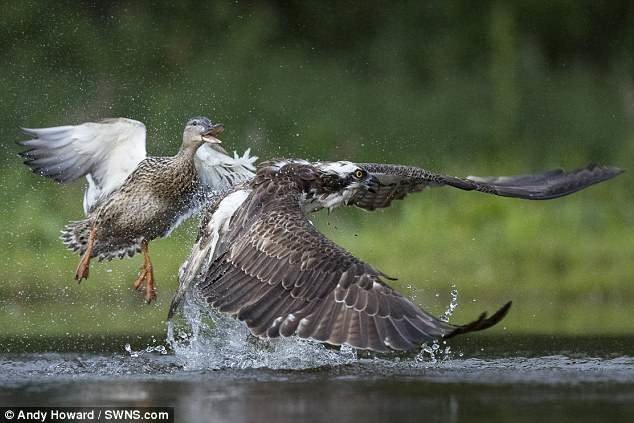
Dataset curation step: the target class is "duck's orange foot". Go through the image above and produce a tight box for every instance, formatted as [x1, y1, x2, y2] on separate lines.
[133, 263, 157, 304]
[74, 253, 91, 283]
[133, 240, 157, 304]
[75, 227, 97, 283]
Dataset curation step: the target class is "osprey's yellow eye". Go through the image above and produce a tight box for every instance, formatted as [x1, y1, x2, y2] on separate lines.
[354, 170, 365, 179]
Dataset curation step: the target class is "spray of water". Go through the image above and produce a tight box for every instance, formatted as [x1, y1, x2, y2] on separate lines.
[440, 284, 459, 322]
[124, 343, 169, 358]
[164, 290, 358, 370]
[155, 284, 462, 369]
[415, 284, 459, 363]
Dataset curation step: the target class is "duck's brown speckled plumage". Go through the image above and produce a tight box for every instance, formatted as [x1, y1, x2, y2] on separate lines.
[61, 152, 203, 261]
[19, 116, 256, 303]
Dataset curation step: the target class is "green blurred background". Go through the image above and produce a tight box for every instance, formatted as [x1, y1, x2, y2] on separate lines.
[1, 1, 632, 347]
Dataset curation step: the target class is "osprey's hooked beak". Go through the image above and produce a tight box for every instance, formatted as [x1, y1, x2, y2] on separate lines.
[202, 123, 224, 144]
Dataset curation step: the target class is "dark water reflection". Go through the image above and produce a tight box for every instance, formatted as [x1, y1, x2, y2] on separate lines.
[0, 335, 633, 423]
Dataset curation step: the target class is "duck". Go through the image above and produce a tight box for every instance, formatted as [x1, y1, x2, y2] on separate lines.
[19, 117, 257, 302]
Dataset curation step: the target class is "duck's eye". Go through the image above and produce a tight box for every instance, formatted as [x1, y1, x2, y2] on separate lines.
[191, 120, 199, 126]
[354, 170, 365, 179]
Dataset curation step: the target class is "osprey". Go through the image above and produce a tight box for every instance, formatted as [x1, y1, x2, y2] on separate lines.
[19, 117, 257, 302]
[168, 160, 621, 352]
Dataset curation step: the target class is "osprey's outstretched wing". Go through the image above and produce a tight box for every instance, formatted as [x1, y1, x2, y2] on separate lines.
[188, 188, 510, 352]
[19, 118, 147, 214]
[354, 163, 623, 210]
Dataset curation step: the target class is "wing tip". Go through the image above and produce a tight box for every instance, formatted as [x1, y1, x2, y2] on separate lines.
[16, 127, 35, 146]
[19, 126, 36, 136]
[443, 300, 512, 339]
[592, 163, 624, 177]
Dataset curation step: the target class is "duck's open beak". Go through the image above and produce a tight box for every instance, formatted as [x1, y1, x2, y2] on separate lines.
[202, 123, 224, 144]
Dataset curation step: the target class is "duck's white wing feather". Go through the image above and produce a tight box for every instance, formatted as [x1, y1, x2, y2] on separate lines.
[194, 145, 257, 193]
[19, 118, 147, 214]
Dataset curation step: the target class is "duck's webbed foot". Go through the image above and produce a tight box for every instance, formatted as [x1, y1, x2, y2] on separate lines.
[133, 266, 156, 303]
[133, 240, 157, 303]
[75, 254, 91, 282]
[75, 227, 97, 282]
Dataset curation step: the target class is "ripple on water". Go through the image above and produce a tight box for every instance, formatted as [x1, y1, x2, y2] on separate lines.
[2, 351, 634, 389]
[1, 294, 634, 388]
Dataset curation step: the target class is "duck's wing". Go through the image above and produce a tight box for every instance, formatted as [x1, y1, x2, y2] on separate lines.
[194, 145, 257, 193]
[353, 163, 623, 210]
[19, 118, 147, 214]
[187, 190, 510, 352]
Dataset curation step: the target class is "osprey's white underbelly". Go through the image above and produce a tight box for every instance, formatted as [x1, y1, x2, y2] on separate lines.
[176, 189, 251, 298]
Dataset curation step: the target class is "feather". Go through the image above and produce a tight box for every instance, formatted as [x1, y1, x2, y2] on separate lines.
[19, 118, 147, 214]
[172, 159, 619, 352]
[354, 162, 623, 209]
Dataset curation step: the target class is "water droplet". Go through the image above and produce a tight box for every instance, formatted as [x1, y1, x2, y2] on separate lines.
[440, 284, 459, 322]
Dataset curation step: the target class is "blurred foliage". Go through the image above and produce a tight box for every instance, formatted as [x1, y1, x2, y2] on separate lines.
[0, 0, 633, 345]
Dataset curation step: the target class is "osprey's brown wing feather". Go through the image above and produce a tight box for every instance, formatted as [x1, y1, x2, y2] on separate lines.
[354, 163, 622, 210]
[195, 188, 510, 352]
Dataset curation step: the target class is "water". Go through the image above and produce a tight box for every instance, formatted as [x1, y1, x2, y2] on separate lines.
[1, 349, 633, 422]
[1, 301, 633, 422]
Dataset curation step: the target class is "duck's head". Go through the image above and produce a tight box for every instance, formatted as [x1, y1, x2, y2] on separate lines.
[182, 117, 224, 150]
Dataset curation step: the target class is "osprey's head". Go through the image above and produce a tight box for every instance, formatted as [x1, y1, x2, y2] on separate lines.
[303, 161, 378, 212]
[182, 116, 224, 149]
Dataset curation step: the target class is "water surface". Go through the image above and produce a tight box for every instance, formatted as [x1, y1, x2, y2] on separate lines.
[1, 308, 633, 422]
[1, 333, 633, 423]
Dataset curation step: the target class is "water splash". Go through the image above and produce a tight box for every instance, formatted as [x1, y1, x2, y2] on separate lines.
[414, 284, 459, 363]
[124, 343, 169, 358]
[440, 284, 459, 322]
[163, 284, 466, 369]
[165, 291, 358, 370]
[415, 340, 453, 363]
